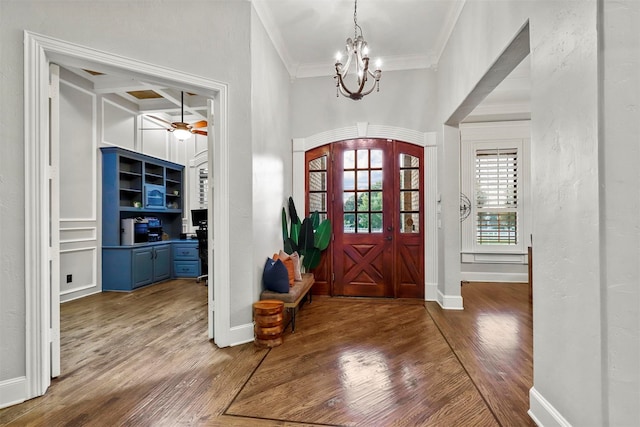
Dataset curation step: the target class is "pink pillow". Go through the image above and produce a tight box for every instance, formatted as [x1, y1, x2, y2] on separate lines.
[279, 250, 302, 281]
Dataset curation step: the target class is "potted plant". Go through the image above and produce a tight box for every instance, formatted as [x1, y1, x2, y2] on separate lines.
[281, 197, 331, 271]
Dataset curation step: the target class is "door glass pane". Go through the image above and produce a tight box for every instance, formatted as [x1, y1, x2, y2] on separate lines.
[370, 149, 383, 168]
[342, 148, 385, 234]
[357, 213, 369, 233]
[357, 192, 369, 211]
[356, 171, 369, 190]
[370, 191, 383, 211]
[343, 171, 355, 190]
[400, 169, 419, 190]
[309, 156, 327, 170]
[371, 213, 383, 233]
[344, 213, 356, 233]
[400, 213, 419, 233]
[309, 171, 326, 191]
[309, 193, 326, 213]
[371, 170, 383, 189]
[344, 150, 355, 169]
[357, 150, 369, 168]
[343, 192, 356, 211]
[400, 191, 420, 211]
[399, 153, 420, 234]
[400, 154, 419, 168]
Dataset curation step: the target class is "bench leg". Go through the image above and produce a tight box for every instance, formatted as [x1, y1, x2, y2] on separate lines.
[288, 307, 296, 333]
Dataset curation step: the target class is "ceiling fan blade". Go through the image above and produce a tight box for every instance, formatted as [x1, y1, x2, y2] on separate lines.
[191, 129, 208, 136]
[147, 115, 173, 127]
[190, 120, 208, 129]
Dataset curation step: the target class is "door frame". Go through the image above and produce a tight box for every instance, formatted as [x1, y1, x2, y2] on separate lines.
[292, 123, 438, 301]
[24, 31, 232, 400]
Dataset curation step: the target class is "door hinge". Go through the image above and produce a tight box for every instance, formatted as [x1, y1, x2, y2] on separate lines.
[332, 272, 335, 282]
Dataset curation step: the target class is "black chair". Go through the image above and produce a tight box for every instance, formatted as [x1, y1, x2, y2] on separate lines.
[196, 228, 208, 284]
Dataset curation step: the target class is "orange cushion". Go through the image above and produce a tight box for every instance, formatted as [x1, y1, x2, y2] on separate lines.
[279, 250, 302, 281]
[273, 253, 295, 286]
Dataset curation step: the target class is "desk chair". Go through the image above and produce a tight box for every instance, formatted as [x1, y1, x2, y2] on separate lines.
[196, 228, 208, 285]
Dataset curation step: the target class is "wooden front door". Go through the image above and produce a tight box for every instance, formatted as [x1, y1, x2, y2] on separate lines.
[325, 139, 424, 299]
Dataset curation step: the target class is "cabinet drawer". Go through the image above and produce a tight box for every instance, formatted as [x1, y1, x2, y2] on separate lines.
[173, 246, 198, 260]
[174, 261, 200, 277]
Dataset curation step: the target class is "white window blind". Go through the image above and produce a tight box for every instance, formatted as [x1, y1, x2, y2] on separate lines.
[475, 148, 518, 245]
[198, 167, 208, 208]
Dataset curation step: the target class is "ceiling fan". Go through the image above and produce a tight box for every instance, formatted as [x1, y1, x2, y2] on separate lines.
[148, 91, 207, 139]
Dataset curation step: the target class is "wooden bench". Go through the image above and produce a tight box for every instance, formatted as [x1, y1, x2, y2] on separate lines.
[260, 273, 314, 332]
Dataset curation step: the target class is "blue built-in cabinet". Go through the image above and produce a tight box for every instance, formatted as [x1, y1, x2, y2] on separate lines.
[101, 147, 200, 291]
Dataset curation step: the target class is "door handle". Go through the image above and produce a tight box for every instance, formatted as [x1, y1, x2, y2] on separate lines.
[386, 236, 392, 241]
[387, 226, 393, 231]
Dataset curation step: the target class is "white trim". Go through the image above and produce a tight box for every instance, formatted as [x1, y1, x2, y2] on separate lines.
[437, 289, 464, 310]
[425, 282, 438, 301]
[294, 123, 438, 301]
[0, 377, 27, 410]
[59, 78, 98, 222]
[23, 31, 232, 403]
[60, 284, 98, 296]
[529, 387, 572, 427]
[460, 272, 528, 283]
[59, 226, 97, 243]
[228, 323, 255, 347]
[425, 145, 438, 299]
[461, 252, 527, 264]
[59, 289, 102, 303]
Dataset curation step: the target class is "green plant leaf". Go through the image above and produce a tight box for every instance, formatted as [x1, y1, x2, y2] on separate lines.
[314, 219, 331, 251]
[298, 217, 314, 255]
[290, 222, 301, 246]
[281, 207, 288, 242]
[288, 196, 300, 225]
[284, 237, 296, 255]
[310, 211, 320, 230]
[302, 247, 322, 269]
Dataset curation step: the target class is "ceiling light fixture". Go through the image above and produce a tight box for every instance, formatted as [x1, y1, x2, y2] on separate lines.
[334, 0, 382, 100]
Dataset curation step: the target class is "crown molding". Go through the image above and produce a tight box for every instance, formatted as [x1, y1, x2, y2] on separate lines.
[251, 0, 296, 77]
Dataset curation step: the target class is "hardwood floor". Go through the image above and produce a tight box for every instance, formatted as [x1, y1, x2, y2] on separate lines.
[0, 280, 533, 426]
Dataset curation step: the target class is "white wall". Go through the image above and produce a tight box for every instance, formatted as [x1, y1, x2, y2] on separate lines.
[601, 1, 640, 425]
[0, 0, 253, 403]
[250, 6, 292, 328]
[291, 68, 438, 137]
[438, 0, 639, 425]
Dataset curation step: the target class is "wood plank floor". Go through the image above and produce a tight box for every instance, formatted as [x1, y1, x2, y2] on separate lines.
[0, 280, 533, 426]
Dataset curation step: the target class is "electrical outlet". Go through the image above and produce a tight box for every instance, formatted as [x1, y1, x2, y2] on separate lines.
[66, 274, 72, 283]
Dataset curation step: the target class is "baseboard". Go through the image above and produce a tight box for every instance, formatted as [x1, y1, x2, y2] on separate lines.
[0, 376, 26, 409]
[528, 387, 572, 427]
[425, 282, 438, 301]
[437, 289, 464, 310]
[460, 271, 528, 283]
[228, 322, 254, 347]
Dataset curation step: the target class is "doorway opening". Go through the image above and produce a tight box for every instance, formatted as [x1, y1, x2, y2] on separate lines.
[24, 31, 231, 400]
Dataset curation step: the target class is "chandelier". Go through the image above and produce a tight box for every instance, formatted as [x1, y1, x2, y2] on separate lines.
[334, 0, 382, 100]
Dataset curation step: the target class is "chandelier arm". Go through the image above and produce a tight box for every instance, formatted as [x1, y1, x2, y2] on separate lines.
[335, 71, 356, 97]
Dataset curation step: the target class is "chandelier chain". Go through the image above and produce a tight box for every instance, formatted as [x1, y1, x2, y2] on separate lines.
[353, 0, 362, 39]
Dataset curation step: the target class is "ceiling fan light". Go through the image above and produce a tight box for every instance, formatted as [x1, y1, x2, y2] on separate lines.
[173, 125, 192, 141]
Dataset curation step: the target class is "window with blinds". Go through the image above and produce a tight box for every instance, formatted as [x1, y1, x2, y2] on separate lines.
[475, 148, 518, 245]
[198, 167, 208, 208]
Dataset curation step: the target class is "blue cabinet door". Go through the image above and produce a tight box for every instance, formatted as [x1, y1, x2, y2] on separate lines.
[153, 244, 171, 281]
[132, 247, 154, 288]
